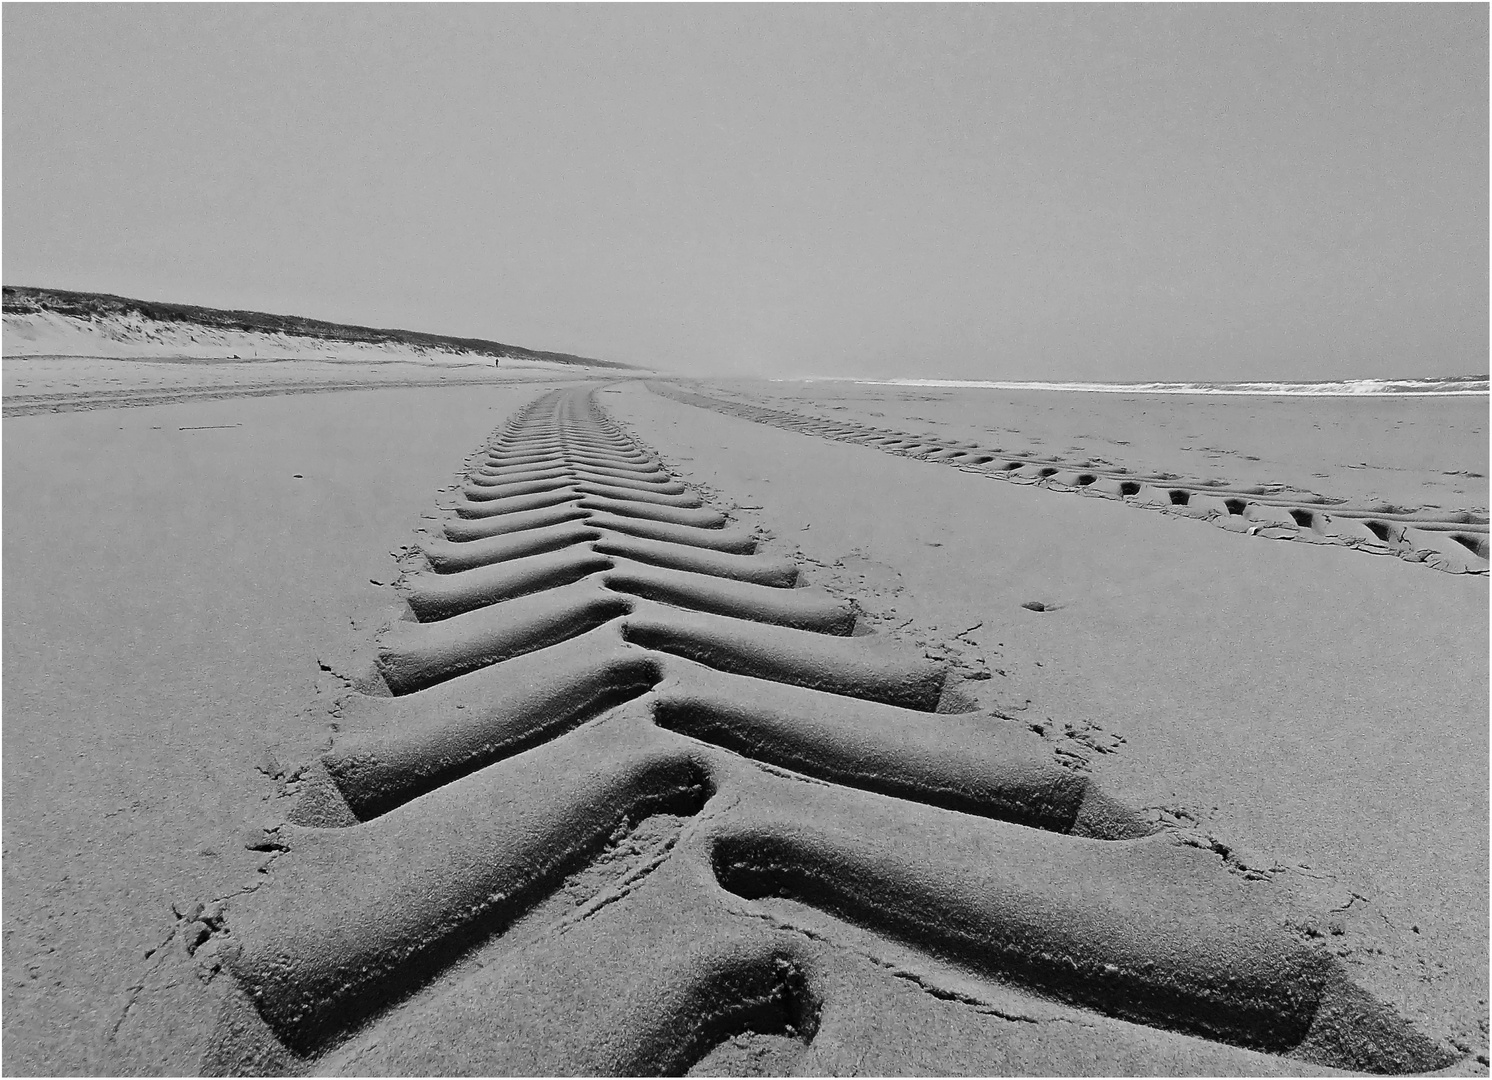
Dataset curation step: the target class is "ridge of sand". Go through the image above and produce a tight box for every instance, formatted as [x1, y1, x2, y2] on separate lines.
[1, 318, 657, 416]
[3, 309, 526, 366]
[605, 381, 1489, 1068]
[5, 377, 1485, 1075]
[3, 285, 631, 370]
[647, 378, 1488, 576]
[681, 377, 1488, 514]
[1, 308, 655, 417]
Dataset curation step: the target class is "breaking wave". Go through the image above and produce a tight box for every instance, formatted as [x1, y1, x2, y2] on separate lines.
[801, 376, 1488, 397]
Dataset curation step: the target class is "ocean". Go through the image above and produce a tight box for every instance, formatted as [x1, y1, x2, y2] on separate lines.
[796, 376, 1488, 397]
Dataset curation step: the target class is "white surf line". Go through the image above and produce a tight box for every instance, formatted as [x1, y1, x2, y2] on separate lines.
[781, 377, 1490, 397]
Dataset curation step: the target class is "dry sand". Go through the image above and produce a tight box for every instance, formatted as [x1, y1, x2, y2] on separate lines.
[2, 363, 1486, 1075]
[2, 307, 591, 368]
[605, 380, 1489, 1059]
[3, 371, 583, 1073]
[1, 307, 632, 417]
[0, 354, 602, 419]
[696, 378, 1489, 513]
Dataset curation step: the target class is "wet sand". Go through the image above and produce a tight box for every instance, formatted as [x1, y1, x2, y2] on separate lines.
[3, 367, 1486, 1074]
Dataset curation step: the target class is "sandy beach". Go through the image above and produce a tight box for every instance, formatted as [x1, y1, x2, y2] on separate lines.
[3, 363, 1485, 1075]
[7, 3, 1485, 1072]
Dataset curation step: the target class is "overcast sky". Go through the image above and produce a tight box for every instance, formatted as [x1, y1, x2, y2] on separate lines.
[4, 5, 1486, 380]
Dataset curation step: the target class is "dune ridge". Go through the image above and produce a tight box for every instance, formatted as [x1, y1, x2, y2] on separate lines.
[2, 285, 629, 368]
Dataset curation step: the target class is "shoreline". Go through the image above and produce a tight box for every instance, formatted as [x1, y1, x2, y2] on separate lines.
[4, 371, 1485, 1074]
[690, 377, 1488, 519]
[779, 375, 1491, 397]
[610, 378, 1490, 1068]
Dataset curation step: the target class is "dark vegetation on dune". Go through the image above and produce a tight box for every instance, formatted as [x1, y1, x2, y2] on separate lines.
[2, 285, 633, 369]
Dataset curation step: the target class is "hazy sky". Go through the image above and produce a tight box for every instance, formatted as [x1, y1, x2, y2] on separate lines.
[4, 5, 1486, 380]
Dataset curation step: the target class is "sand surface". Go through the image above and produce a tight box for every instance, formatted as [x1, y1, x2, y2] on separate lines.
[3, 367, 1486, 1075]
[607, 380, 1489, 1055]
[0, 354, 606, 418]
[704, 378, 1488, 513]
[3, 379, 578, 1073]
[2, 308, 595, 368]
[2, 308, 638, 417]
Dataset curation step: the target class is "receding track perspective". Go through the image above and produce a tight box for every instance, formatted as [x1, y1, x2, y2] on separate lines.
[646, 381, 1490, 576]
[110, 387, 1464, 1076]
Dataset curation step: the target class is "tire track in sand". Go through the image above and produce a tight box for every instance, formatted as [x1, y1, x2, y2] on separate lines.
[646, 381, 1489, 577]
[108, 387, 1461, 1075]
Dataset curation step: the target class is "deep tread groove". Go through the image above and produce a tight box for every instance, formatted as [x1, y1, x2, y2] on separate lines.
[140, 386, 1457, 1077]
[644, 382, 1486, 576]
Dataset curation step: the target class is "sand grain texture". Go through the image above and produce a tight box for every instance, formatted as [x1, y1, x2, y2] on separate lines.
[646, 380, 1488, 575]
[2, 379, 577, 1074]
[4, 372, 1485, 1076]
